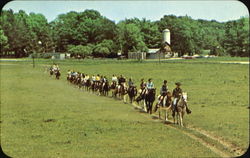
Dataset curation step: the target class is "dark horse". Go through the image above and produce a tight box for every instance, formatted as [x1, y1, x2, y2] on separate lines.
[50, 68, 54, 76]
[55, 70, 61, 80]
[127, 86, 137, 103]
[102, 81, 110, 96]
[145, 88, 156, 114]
[84, 79, 91, 91]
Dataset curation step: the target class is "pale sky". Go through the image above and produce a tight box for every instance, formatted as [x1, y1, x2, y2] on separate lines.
[2, 0, 249, 23]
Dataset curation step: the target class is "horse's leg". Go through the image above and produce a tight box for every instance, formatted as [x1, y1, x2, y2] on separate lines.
[158, 107, 161, 119]
[179, 112, 183, 127]
[123, 94, 127, 103]
[165, 109, 168, 121]
[172, 111, 176, 124]
[149, 102, 153, 114]
[143, 100, 147, 112]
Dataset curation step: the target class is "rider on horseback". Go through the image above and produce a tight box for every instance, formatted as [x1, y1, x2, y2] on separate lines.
[146, 78, 154, 93]
[172, 82, 182, 111]
[157, 80, 168, 106]
[139, 78, 146, 95]
[118, 75, 126, 88]
[172, 82, 191, 114]
[128, 78, 134, 88]
[96, 74, 101, 86]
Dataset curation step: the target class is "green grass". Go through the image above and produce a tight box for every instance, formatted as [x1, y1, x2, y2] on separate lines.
[1, 57, 249, 157]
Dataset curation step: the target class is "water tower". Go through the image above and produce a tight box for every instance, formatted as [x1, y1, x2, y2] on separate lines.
[163, 29, 170, 45]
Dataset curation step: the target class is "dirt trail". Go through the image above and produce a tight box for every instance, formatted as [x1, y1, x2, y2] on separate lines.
[187, 125, 245, 156]
[132, 103, 244, 157]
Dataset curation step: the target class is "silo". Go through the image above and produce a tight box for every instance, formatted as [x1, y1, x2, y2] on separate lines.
[163, 29, 170, 45]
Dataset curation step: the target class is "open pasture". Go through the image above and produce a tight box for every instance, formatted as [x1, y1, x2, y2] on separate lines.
[0, 57, 249, 157]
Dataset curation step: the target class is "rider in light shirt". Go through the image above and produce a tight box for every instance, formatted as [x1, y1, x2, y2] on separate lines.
[146, 78, 154, 89]
[146, 78, 154, 94]
[112, 74, 118, 84]
[84, 74, 89, 81]
[91, 75, 96, 82]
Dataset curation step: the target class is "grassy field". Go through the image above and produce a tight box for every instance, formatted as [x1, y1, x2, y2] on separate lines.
[1, 57, 249, 157]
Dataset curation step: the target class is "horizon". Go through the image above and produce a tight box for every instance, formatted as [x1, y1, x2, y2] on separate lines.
[2, 1, 249, 23]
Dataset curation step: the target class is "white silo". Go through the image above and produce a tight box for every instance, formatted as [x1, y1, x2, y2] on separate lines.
[163, 29, 170, 45]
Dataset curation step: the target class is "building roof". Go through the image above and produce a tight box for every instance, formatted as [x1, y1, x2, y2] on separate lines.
[148, 48, 160, 54]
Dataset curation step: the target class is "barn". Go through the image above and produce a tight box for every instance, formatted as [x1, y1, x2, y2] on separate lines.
[128, 52, 147, 60]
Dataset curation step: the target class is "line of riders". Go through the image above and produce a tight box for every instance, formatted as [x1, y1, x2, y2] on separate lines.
[65, 70, 192, 118]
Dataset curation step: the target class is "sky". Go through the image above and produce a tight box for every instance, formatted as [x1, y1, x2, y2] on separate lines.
[3, 0, 249, 23]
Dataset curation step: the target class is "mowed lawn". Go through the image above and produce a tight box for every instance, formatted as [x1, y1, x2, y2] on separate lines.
[1, 58, 249, 157]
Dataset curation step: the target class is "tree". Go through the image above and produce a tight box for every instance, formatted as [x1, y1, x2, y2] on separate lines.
[223, 17, 249, 57]
[117, 22, 147, 56]
[0, 28, 9, 56]
[68, 45, 92, 58]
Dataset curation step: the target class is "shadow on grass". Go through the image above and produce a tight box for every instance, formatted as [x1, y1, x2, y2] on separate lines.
[43, 119, 56, 123]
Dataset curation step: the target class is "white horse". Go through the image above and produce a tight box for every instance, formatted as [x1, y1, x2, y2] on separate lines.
[173, 92, 188, 127]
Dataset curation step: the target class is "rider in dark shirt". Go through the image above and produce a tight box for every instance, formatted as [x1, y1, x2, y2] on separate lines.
[172, 82, 191, 114]
[173, 82, 182, 103]
[158, 80, 168, 106]
[118, 75, 126, 87]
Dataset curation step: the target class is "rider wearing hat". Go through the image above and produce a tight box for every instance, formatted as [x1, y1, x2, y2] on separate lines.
[172, 82, 191, 114]
[173, 82, 182, 109]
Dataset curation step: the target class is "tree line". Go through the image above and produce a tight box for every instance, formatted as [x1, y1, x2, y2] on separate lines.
[0, 9, 249, 58]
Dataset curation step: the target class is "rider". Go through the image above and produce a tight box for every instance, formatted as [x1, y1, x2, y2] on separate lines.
[172, 82, 191, 114]
[112, 74, 118, 84]
[67, 70, 71, 78]
[172, 82, 183, 111]
[84, 74, 90, 82]
[55, 64, 60, 71]
[139, 78, 147, 96]
[118, 75, 126, 88]
[158, 80, 168, 106]
[128, 78, 134, 88]
[96, 74, 101, 86]
[52, 64, 56, 71]
[146, 78, 154, 93]
[91, 74, 96, 83]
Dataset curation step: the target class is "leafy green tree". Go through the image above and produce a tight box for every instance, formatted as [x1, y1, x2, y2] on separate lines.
[117, 22, 147, 55]
[68, 45, 92, 58]
[224, 17, 249, 57]
[0, 27, 9, 55]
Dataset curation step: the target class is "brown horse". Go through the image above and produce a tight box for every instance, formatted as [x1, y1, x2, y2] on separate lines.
[154, 91, 173, 122]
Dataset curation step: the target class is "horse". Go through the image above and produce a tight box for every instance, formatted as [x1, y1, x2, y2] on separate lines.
[135, 88, 147, 111]
[49, 68, 54, 76]
[84, 79, 91, 91]
[55, 70, 61, 80]
[102, 81, 110, 96]
[120, 85, 128, 103]
[172, 92, 189, 127]
[145, 88, 156, 114]
[154, 91, 173, 122]
[127, 86, 137, 103]
[110, 82, 117, 97]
